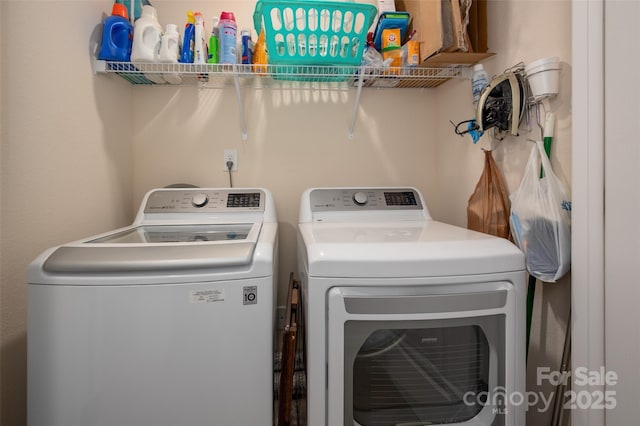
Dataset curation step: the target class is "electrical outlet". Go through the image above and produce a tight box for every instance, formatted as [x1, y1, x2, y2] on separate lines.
[223, 149, 238, 171]
[276, 306, 286, 329]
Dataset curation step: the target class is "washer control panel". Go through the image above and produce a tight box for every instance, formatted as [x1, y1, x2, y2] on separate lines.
[144, 189, 264, 213]
[309, 188, 423, 212]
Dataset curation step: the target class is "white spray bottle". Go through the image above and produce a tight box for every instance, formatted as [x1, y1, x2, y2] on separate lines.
[193, 12, 207, 64]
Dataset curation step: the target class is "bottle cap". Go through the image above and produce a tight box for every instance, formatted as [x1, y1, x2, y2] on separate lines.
[220, 11, 236, 21]
[166, 23, 178, 34]
[141, 5, 157, 19]
[473, 64, 484, 72]
[111, 3, 129, 19]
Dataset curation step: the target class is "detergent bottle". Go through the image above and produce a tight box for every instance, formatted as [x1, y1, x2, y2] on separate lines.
[130, 5, 163, 62]
[218, 11, 237, 64]
[98, 3, 133, 62]
[130, 4, 164, 83]
[180, 11, 196, 63]
[158, 23, 180, 62]
[158, 23, 182, 84]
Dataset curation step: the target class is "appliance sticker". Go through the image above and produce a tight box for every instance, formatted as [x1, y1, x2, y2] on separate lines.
[243, 286, 257, 305]
[190, 289, 225, 304]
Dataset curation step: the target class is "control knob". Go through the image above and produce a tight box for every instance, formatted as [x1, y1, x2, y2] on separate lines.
[353, 191, 368, 206]
[191, 193, 209, 207]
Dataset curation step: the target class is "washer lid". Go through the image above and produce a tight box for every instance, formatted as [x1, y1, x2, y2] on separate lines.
[299, 220, 525, 277]
[88, 223, 253, 244]
[42, 222, 261, 273]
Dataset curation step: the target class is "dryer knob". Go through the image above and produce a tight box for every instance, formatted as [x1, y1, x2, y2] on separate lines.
[191, 193, 209, 207]
[353, 191, 368, 206]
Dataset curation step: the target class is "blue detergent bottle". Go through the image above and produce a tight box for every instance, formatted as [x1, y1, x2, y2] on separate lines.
[180, 11, 196, 63]
[98, 3, 133, 62]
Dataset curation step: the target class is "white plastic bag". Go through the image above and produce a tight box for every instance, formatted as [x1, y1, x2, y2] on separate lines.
[509, 141, 571, 282]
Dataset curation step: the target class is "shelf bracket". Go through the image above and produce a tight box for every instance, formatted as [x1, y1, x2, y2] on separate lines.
[232, 65, 248, 141]
[348, 67, 366, 140]
[92, 58, 107, 75]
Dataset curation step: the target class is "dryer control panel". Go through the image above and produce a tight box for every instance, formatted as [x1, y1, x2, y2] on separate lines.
[309, 188, 423, 212]
[144, 189, 265, 213]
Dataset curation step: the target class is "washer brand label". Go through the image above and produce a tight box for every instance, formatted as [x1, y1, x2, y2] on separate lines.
[243, 286, 257, 305]
[190, 289, 225, 304]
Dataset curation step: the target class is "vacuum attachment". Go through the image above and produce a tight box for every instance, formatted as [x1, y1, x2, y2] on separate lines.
[476, 70, 526, 136]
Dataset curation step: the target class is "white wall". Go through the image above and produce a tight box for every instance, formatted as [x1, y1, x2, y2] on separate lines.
[131, 86, 439, 303]
[0, 0, 572, 424]
[0, 2, 134, 424]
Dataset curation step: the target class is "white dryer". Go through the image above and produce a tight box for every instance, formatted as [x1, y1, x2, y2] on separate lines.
[28, 188, 278, 426]
[297, 187, 526, 426]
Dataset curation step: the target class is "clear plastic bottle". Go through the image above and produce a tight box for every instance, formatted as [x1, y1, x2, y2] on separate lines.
[218, 11, 237, 64]
[471, 63, 489, 106]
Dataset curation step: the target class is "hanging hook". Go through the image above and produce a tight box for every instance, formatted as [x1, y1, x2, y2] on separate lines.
[534, 102, 549, 140]
[536, 103, 543, 140]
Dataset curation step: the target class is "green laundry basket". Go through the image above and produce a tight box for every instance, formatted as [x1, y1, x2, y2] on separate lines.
[253, 0, 377, 81]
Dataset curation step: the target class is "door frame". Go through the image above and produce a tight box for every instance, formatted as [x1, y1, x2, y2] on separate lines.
[572, 0, 605, 425]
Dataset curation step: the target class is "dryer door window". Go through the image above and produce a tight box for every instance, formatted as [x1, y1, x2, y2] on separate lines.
[344, 317, 505, 426]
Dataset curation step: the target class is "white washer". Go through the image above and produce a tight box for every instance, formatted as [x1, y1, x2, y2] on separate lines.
[28, 188, 278, 426]
[297, 187, 526, 426]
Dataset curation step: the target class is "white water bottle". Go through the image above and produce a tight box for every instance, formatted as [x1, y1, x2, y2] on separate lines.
[471, 63, 489, 106]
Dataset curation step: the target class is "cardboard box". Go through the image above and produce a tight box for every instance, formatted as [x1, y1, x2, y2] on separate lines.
[446, 0, 465, 52]
[467, 0, 488, 53]
[396, 0, 492, 65]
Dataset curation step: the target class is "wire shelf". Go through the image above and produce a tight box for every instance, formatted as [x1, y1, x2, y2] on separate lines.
[97, 61, 465, 89]
[93, 60, 471, 139]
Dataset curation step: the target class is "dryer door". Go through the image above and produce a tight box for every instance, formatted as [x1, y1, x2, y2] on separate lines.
[326, 282, 519, 426]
